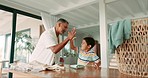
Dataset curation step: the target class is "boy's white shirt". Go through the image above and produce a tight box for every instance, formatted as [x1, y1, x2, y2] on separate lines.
[77, 49, 100, 66]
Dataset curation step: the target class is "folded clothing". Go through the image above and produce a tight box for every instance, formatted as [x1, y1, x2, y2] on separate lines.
[9, 60, 64, 72]
[46, 64, 65, 71]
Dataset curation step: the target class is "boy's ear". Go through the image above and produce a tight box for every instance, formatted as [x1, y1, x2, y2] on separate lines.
[88, 45, 91, 49]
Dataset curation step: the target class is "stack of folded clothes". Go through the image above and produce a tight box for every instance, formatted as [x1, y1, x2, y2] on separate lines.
[9, 60, 65, 72]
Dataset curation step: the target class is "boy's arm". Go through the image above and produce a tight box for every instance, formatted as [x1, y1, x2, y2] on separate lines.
[95, 60, 101, 68]
[70, 38, 78, 52]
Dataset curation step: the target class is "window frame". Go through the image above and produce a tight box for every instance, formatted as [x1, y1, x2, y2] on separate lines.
[0, 4, 41, 78]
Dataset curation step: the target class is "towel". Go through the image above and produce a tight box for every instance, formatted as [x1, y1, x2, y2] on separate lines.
[108, 19, 131, 53]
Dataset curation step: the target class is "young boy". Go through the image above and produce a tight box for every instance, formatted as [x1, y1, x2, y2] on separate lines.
[70, 37, 100, 68]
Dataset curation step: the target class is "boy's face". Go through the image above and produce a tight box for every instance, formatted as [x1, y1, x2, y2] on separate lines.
[81, 40, 90, 51]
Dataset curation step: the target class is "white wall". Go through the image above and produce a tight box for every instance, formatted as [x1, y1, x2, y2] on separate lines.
[16, 17, 42, 39]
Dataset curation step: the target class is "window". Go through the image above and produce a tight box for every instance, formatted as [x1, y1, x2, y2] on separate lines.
[0, 10, 12, 67]
[0, 9, 42, 64]
[14, 14, 42, 63]
[0, 4, 42, 78]
[63, 36, 77, 57]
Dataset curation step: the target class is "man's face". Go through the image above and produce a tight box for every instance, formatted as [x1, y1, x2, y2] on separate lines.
[59, 22, 68, 34]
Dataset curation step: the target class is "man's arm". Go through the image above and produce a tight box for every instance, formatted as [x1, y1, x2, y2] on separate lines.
[50, 28, 76, 54]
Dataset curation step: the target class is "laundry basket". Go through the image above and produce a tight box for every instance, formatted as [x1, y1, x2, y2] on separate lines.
[115, 18, 148, 77]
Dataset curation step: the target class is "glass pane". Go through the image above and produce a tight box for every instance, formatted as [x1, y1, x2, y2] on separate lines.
[63, 36, 77, 65]
[0, 10, 12, 68]
[0, 10, 12, 62]
[15, 14, 42, 63]
[63, 36, 76, 57]
[63, 36, 70, 57]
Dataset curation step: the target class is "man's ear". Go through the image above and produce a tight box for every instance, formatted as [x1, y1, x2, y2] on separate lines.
[57, 22, 61, 27]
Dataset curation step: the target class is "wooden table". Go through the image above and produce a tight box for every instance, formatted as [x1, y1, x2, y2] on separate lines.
[3, 66, 142, 78]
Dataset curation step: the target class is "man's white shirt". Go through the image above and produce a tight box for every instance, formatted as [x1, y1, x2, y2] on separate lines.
[29, 27, 60, 65]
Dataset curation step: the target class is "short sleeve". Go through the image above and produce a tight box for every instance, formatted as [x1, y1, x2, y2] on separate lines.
[89, 53, 99, 62]
[44, 34, 57, 48]
[40, 31, 58, 48]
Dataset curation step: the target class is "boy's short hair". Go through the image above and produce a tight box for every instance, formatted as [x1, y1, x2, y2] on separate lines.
[83, 37, 95, 49]
[57, 18, 69, 24]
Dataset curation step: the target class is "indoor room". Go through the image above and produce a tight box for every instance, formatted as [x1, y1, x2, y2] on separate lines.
[0, 0, 147, 78]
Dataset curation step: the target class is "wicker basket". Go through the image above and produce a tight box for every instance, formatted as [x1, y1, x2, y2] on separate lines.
[115, 18, 148, 77]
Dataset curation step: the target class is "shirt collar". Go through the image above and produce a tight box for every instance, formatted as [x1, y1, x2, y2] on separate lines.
[81, 49, 94, 54]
